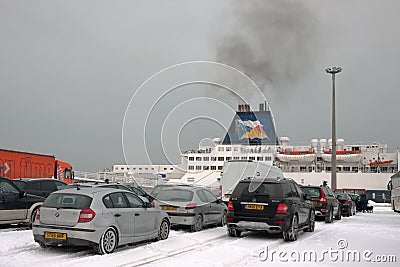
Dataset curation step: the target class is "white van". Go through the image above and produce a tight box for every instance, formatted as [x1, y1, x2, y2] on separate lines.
[219, 160, 284, 203]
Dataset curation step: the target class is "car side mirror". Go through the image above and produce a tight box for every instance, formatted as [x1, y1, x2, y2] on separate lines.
[19, 191, 26, 198]
[304, 194, 311, 201]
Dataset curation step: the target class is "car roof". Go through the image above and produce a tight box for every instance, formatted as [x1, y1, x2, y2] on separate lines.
[52, 187, 127, 196]
[15, 178, 64, 182]
[238, 177, 288, 184]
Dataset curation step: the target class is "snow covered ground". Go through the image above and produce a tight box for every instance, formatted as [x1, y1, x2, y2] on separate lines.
[0, 206, 398, 267]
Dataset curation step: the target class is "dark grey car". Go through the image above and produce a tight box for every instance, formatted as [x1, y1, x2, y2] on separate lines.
[154, 186, 227, 231]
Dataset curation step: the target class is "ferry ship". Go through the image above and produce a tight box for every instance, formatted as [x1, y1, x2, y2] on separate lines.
[112, 103, 399, 193]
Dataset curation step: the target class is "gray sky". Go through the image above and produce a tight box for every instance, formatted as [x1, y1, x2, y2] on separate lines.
[1, 1, 399, 172]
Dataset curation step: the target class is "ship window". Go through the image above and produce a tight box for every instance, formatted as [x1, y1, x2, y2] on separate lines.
[211, 157, 216, 161]
[226, 147, 232, 151]
[145, 168, 148, 170]
[218, 147, 224, 151]
[133, 168, 136, 170]
[188, 166, 194, 170]
[257, 157, 263, 161]
[196, 157, 202, 161]
[218, 166, 223, 170]
[170, 168, 173, 170]
[265, 156, 272, 161]
[300, 166, 307, 172]
[226, 157, 231, 161]
[249, 156, 255, 160]
[352, 167, 358, 172]
[343, 167, 350, 172]
[233, 147, 238, 151]
[241, 157, 247, 160]
[189, 157, 194, 161]
[211, 166, 216, 170]
[121, 168, 124, 170]
[196, 166, 202, 170]
[203, 157, 209, 161]
[218, 157, 224, 161]
[233, 157, 240, 160]
[203, 166, 209, 170]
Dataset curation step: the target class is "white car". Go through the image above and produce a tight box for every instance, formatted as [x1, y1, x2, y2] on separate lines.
[32, 187, 170, 254]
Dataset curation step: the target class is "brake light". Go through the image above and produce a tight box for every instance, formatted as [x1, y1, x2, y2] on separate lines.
[151, 201, 155, 208]
[185, 203, 197, 210]
[35, 208, 40, 220]
[78, 208, 96, 223]
[219, 185, 222, 198]
[228, 201, 234, 211]
[319, 188, 328, 204]
[276, 203, 288, 214]
[343, 201, 349, 205]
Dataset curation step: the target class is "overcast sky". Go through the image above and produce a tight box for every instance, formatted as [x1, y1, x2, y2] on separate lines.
[1, 1, 399, 172]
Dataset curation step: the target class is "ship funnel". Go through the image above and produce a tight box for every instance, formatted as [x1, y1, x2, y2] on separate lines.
[319, 139, 327, 152]
[311, 139, 318, 152]
[337, 138, 344, 150]
[280, 137, 289, 149]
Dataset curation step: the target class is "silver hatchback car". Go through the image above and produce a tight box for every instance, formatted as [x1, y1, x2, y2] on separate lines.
[32, 187, 170, 254]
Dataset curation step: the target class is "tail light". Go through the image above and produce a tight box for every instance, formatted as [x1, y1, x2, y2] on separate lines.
[35, 208, 40, 220]
[319, 188, 328, 204]
[151, 201, 155, 208]
[78, 208, 96, 223]
[276, 203, 288, 214]
[228, 201, 234, 211]
[343, 201, 349, 205]
[219, 185, 222, 198]
[185, 203, 197, 210]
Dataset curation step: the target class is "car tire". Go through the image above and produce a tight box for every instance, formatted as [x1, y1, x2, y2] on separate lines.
[335, 208, 341, 220]
[191, 215, 203, 232]
[158, 219, 170, 240]
[219, 211, 227, 227]
[96, 227, 117, 255]
[325, 208, 333, 223]
[227, 227, 241, 237]
[283, 215, 298, 241]
[304, 210, 315, 232]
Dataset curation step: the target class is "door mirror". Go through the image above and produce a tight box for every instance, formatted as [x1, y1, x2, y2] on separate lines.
[19, 191, 26, 198]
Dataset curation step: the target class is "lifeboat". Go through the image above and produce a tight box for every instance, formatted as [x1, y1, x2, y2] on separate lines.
[321, 150, 362, 163]
[277, 150, 316, 163]
[369, 160, 393, 167]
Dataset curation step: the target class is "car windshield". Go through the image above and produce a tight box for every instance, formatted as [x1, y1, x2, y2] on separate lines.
[301, 187, 321, 198]
[336, 194, 349, 200]
[12, 180, 27, 191]
[43, 193, 92, 209]
[232, 182, 282, 198]
[157, 189, 194, 202]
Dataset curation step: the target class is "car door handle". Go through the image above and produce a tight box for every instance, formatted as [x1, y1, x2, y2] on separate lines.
[114, 214, 121, 217]
[135, 213, 140, 216]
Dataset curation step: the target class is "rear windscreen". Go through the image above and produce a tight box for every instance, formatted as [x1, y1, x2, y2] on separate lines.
[232, 182, 282, 198]
[43, 193, 92, 209]
[157, 189, 194, 202]
[301, 187, 321, 198]
[336, 194, 349, 200]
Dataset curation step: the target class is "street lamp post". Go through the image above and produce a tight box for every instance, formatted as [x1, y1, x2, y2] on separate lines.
[325, 66, 342, 190]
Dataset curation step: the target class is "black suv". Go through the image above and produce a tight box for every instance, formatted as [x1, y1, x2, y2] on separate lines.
[226, 177, 315, 241]
[301, 184, 341, 223]
[12, 178, 67, 198]
[0, 177, 45, 226]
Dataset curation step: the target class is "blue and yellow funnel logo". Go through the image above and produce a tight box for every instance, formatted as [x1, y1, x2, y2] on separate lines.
[237, 120, 269, 140]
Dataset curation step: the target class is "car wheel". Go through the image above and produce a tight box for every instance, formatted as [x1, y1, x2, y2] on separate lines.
[304, 210, 315, 232]
[158, 219, 170, 240]
[97, 227, 117, 255]
[219, 211, 227, 227]
[227, 227, 241, 237]
[335, 208, 341, 220]
[325, 208, 333, 223]
[283, 215, 298, 241]
[191, 215, 203, 232]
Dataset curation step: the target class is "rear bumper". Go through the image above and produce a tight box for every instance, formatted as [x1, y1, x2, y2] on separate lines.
[226, 212, 291, 233]
[33, 234, 97, 247]
[166, 212, 196, 226]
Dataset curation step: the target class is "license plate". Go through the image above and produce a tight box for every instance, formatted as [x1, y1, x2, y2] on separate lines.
[44, 232, 67, 240]
[162, 206, 178, 211]
[245, 204, 264, 210]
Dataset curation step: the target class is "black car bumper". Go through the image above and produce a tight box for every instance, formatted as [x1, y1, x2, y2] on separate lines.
[226, 212, 292, 233]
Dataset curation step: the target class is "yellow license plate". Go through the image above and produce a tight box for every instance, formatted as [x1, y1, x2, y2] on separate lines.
[245, 204, 264, 210]
[224, 194, 231, 199]
[44, 232, 67, 240]
[162, 206, 178, 211]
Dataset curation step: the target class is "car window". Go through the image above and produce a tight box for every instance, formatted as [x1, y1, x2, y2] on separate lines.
[203, 190, 217, 203]
[301, 187, 321, 198]
[294, 183, 304, 197]
[28, 181, 40, 191]
[157, 189, 194, 202]
[0, 180, 20, 194]
[55, 181, 67, 190]
[12, 180, 27, 191]
[124, 193, 144, 208]
[197, 190, 208, 202]
[116, 185, 130, 191]
[41, 181, 57, 191]
[109, 192, 129, 208]
[103, 195, 114, 208]
[43, 193, 92, 209]
[336, 194, 349, 200]
[232, 182, 282, 198]
[289, 183, 299, 198]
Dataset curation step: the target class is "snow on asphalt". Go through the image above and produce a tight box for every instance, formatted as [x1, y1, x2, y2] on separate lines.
[0, 206, 399, 267]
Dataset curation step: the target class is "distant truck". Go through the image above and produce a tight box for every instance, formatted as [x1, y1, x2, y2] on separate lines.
[219, 160, 284, 203]
[0, 148, 73, 184]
